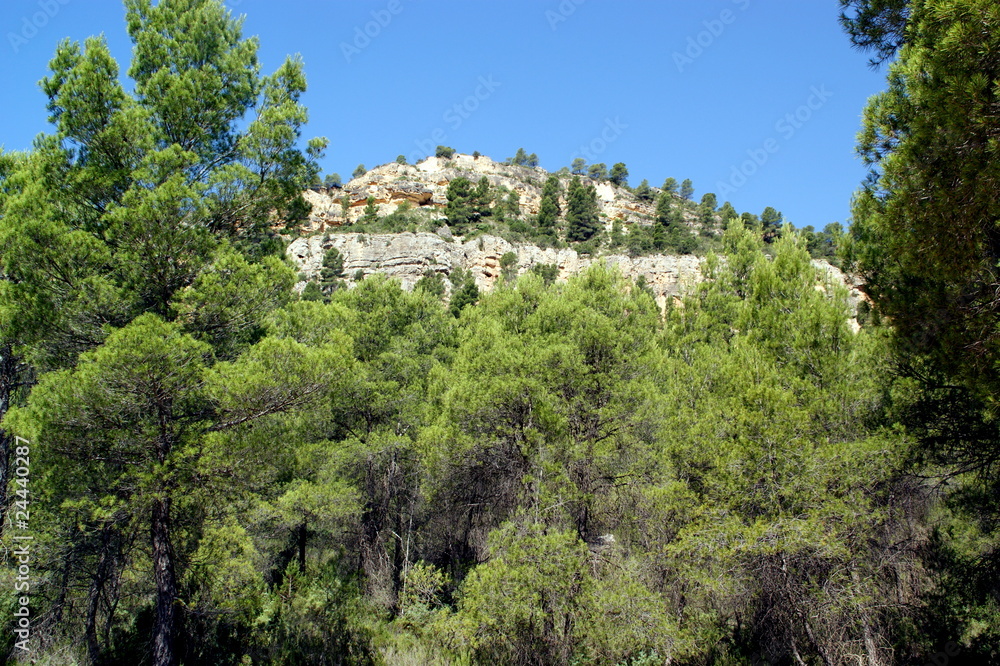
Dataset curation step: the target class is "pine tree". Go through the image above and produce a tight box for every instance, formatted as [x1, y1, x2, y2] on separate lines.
[634, 179, 653, 202]
[509, 147, 529, 166]
[445, 177, 490, 234]
[760, 206, 782, 241]
[698, 193, 718, 230]
[360, 196, 379, 225]
[537, 175, 561, 232]
[0, 2, 328, 662]
[587, 163, 608, 180]
[609, 162, 629, 187]
[318, 247, 345, 296]
[566, 176, 600, 242]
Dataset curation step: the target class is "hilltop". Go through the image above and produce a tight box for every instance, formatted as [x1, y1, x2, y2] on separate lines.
[300, 153, 664, 232]
[287, 152, 856, 310]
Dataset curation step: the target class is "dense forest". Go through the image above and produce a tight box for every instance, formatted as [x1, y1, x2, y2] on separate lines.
[1, 0, 998, 664]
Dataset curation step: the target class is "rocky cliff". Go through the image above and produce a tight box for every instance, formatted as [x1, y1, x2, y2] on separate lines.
[287, 231, 860, 313]
[301, 153, 667, 233]
[288, 153, 862, 314]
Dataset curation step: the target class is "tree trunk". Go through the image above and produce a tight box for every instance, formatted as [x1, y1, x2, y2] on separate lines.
[297, 520, 307, 573]
[0, 344, 17, 528]
[85, 530, 116, 665]
[151, 497, 177, 666]
[0, 430, 10, 533]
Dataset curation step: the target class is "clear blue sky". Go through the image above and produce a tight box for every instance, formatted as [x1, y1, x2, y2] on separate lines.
[0, 0, 886, 229]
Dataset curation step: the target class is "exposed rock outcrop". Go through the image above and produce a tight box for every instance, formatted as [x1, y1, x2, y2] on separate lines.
[291, 153, 863, 316]
[301, 154, 669, 233]
[287, 232, 703, 310]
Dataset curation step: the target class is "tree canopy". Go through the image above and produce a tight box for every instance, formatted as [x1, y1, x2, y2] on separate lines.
[2, 1, 998, 663]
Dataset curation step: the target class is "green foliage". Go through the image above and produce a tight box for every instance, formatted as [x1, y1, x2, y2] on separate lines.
[654, 222, 911, 664]
[536, 174, 561, 233]
[800, 222, 843, 264]
[652, 191, 698, 254]
[565, 176, 600, 242]
[172, 246, 296, 358]
[633, 178, 653, 202]
[398, 561, 450, 626]
[507, 147, 538, 167]
[304, 246, 346, 300]
[352, 163, 366, 179]
[322, 247, 345, 281]
[396, 154, 407, 164]
[435, 145, 455, 159]
[435, 523, 675, 665]
[838, 0, 910, 66]
[634, 274, 655, 300]
[300, 281, 323, 301]
[609, 162, 629, 187]
[843, 1, 1000, 653]
[8, 3, 993, 663]
[679, 178, 694, 200]
[490, 185, 521, 226]
[662, 177, 678, 194]
[415, 268, 446, 298]
[760, 205, 783, 241]
[499, 251, 518, 283]
[587, 162, 608, 180]
[253, 561, 380, 665]
[448, 271, 480, 317]
[324, 172, 342, 187]
[570, 157, 586, 175]
[529, 262, 559, 286]
[445, 176, 491, 234]
[718, 200, 738, 221]
[0, 2, 331, 661]
[698, 192, 718, 232]
[359, 196, 379, 225]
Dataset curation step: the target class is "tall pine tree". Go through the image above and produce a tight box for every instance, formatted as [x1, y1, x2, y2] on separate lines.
[566, 176, 600, 242]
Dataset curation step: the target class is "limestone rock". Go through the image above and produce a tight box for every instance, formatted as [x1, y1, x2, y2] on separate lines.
[287, 232, 703, 309]
[298, 154, 679, 235]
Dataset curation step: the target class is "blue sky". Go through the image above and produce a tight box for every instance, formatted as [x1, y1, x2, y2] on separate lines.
[0, 0, 887, 229]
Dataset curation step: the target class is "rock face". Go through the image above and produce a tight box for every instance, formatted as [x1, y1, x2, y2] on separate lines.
[292, 152, 863, 315]
[287, 231, 864, 317]
[287, 232, 703, 310]
[301, 154, 673, 234]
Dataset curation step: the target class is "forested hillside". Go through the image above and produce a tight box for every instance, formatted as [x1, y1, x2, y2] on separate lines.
[0, 0, 998, 665]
